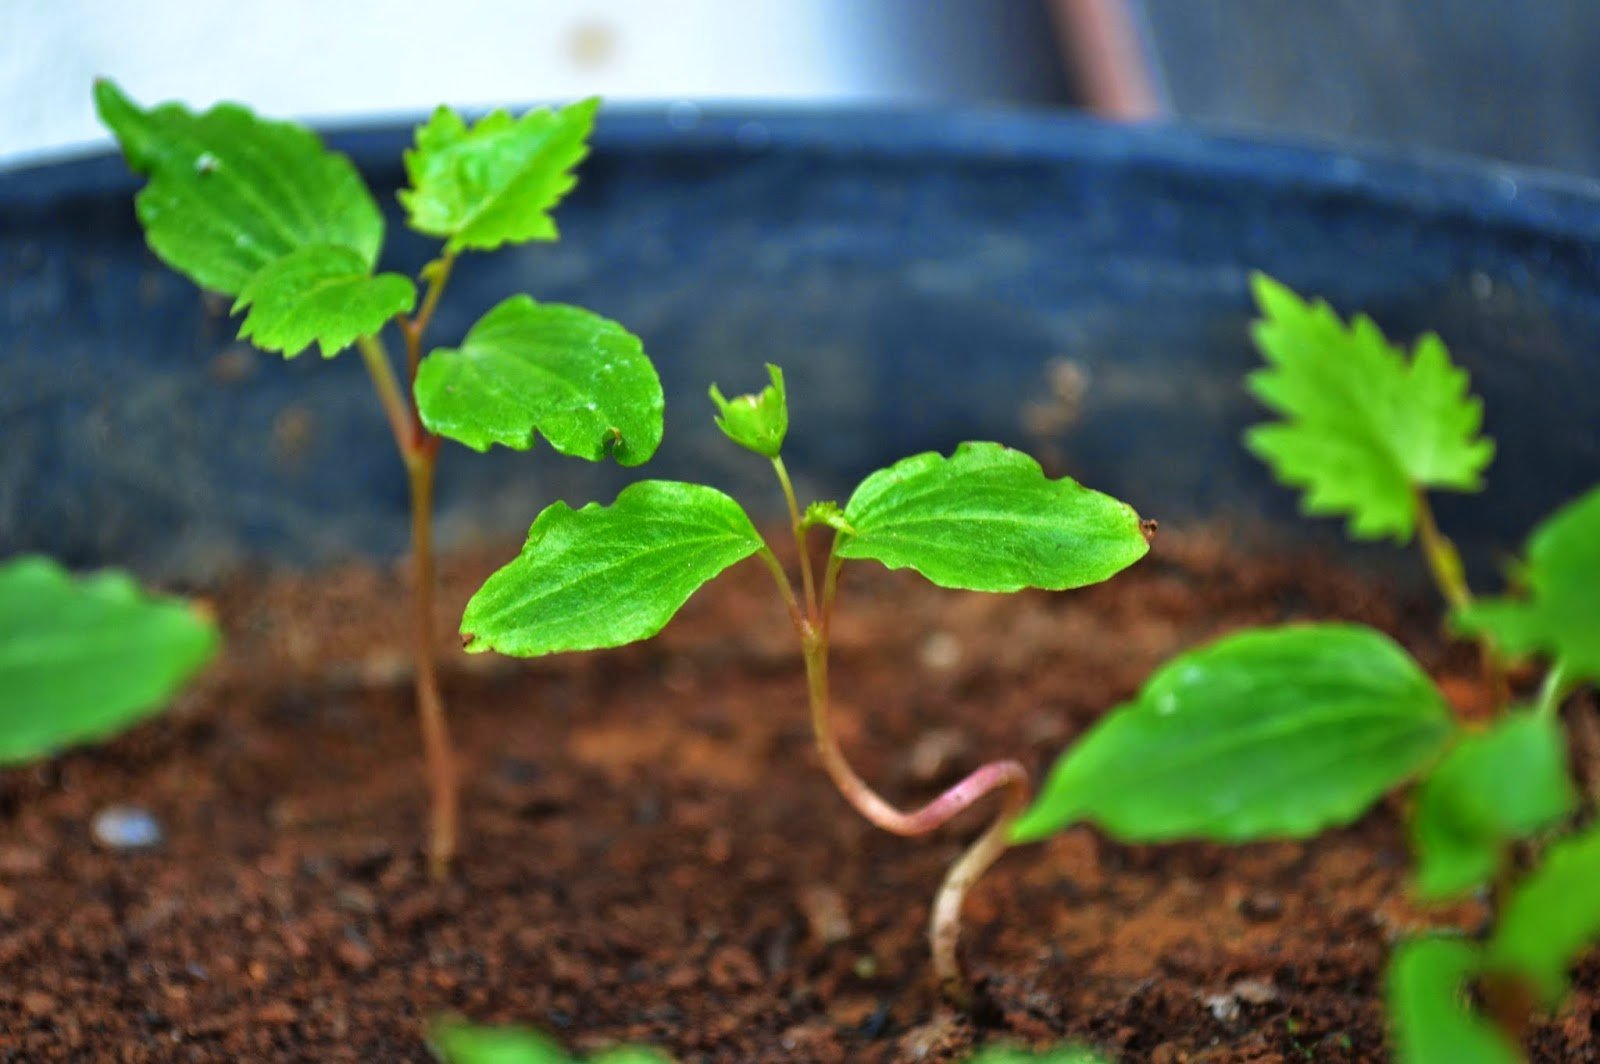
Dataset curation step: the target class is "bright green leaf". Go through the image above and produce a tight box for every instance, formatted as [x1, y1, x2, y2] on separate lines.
[414, 296, 661, 464]
[462, 482, 763, 657]
[429, 1019, 670, 1064]
[709, 363, 788, 458]
[803, 500, 854, 535]
[1456, 484, 1600, 683]
[94, 79, 384, 297]
[1013, 624, 1455, 843]
[836, 442, 1150, 593]
[1412, 712, 1576, 900]
[1489, 820, 1600, 1004]
[399, 99, 599, 254]
[233, 245, 415, 358]
[965, 1046, 1109, 1064]
[1245, 274, 1494, 542]
[0, 556, 219, 765]
[1388, 937, 1519, 1064]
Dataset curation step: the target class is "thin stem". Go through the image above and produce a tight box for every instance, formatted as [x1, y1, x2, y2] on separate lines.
[820, 544, 845, 638]
[408, 449, 457, 879]
[756, 545, 805, 632]
[398, 251, 458, 444]
[1536, 663, 1571, 721]
[1413, 488, 1510, 708]
[356, 335, 411, 456]
[412, 252, 457, 341]
[771, 457, 817, 619]
[800, 622, 1029, 1000]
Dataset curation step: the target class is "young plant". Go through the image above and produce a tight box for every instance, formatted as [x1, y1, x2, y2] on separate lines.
[0, 555, 218, 763]
[96, 83, 664, 876]
[459, 363, 1153, 998]
[1016, 274, 1597, 1063]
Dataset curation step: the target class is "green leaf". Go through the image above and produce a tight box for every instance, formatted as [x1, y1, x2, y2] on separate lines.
[803, 500, 855, 535]
[835, 442, 1150, 593]
[94, 79, 384, 297]
[1013, 624, 1455, 843]
[1489, 820, 1600, 1004]
[428, 1019, 670, 1064]
[1456, 484, 1600, 683]
[1388, 938, 1520, 1064]
[414, 296, 662, 463]
[399, 99, 599, 254]
[233, 245, 415, 358]
[709, 363, 788, 458]
[1412, 712, 1576, 900]
[1245, 274, 1494, 542]
[462, 482, 763, 657]
[0, 556, 220, 765]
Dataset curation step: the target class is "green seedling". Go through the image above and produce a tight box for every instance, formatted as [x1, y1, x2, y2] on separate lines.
[0, 555, 218, 763]
[96, 83, 664, 877]
[459, 363, 1152, 998]
[1019, 274, 1597, 1063]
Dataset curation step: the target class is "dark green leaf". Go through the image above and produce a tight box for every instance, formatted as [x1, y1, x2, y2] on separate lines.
[1412, 713, 1576, 900]
[1246, 274, 1494, 542]
[415, 296, 662, 463]
[1456, 484, 1600, 683]
[462, 482, 763, 657]
[1389, 937, 1519, 1064]
[399, 99, 599, 254]
[233, 245, 415, 358]
[836, 442, 1150, 593]
[709, 363, 788, 458]
[1013, 624, 1455, 843]
[94, 79, 384, 297]
[1489, 820, 1600, 1003]
[0, 556, 220, 764]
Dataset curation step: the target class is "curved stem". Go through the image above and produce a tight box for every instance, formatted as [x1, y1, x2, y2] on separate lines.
[408, 449, 456, 879]
[356, 335, 411, 456]
[771, 457, 817, 620]
[801, 617, 1030, 999]
[1413, 488, 1510, 708]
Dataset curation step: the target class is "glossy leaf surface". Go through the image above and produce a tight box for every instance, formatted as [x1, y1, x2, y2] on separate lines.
[709, 363, 788, 458]
[234, 245, 415, 358]
[400, 100, 599, 253]
[1412, 712, 1576, 900]
[462, 482, 763, 657]
[1013, 624, 1455, 843]
[0, 556, 219, 764]
[1246, 274, 1493, 541]
[415, 296, 662, 463]
[836, 442, 1149, 592]
[95, 79, 384, 297]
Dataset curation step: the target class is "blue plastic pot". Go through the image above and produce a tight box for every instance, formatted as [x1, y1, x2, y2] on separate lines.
[3, 108, 1597, 581]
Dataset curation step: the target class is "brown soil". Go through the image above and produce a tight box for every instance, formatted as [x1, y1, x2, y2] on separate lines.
[2, 531, 1595, 1063]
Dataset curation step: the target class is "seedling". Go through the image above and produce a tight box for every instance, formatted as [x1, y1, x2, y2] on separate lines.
[0, 555, 218, 763]
[96, 83, 664, 876]
[1016, 275, 1596, 1063]
[460, 364, 1152, 997]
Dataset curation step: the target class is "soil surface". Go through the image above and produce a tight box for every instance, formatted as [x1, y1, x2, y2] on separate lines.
[2, 530, 1596, 1062]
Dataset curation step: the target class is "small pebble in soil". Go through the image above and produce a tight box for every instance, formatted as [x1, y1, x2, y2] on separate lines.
[90, 805, 163, 850]
[918, 630, 962, 672]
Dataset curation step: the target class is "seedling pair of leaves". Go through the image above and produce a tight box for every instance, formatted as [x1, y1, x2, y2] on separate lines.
[1019, 274, 1596, 1063]
[97, 82, 664, 875]
[0, 556, 218, 766]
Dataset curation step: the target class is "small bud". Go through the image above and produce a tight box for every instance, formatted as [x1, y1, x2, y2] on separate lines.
[709, 363, 787, 458]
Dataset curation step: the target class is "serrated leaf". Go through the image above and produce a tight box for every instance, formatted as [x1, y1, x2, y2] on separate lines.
[1246, 274, 1494, 542]
[1456, 484, 1600, 683]
[462, 482, 762, 657]
[709, 363, 788, 458]
[94, 79, 384, 297]
[1489, 820, 1600, 1004]
[400, 99, 599, 254]
[1012, 624, 1455, 843]
[0, 556, 219, 765]
[835, 442, 1150, 593]
[429, 1019, 670, 1064]
[232, 245, 415, 358]
[1389, 938, 1520, 1064]
[1412, 712, 1576, 900]
[414, 296, 661, 463]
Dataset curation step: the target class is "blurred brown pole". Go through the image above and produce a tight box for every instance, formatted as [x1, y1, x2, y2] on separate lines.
[1050, 0, 1163, 120]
